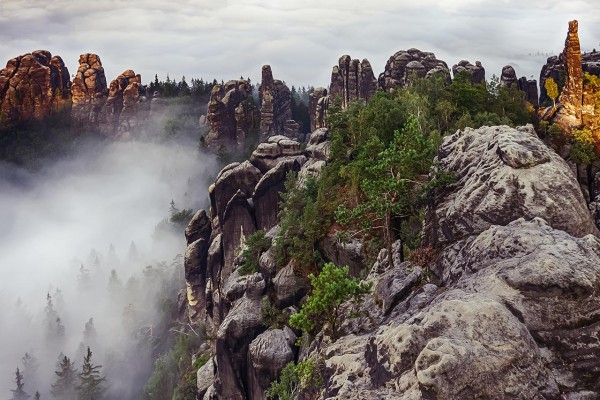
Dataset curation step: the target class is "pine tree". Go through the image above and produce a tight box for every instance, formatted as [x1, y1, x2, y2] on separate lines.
[83, 318, 98, 348]
[34, 392, 40, 400]
[10, 368, 30, 400]
[21, 353, 39, 393]
[51, 356, 78, 400]
[77, 347, 106, 400]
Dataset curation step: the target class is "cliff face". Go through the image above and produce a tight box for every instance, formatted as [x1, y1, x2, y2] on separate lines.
[378, 48, 451, 91]
[558, 20, 583, 120]
[328, 55, 377, 109]
[71, 53, 109, 128]
[0, 50, 71, 123]
[204, 79, 258, 151]
[259, 65, 293, 140]
[98, 70, 149, 138]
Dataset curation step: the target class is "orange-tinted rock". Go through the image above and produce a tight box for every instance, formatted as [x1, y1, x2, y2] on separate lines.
[0, 50, 70, 124]
[71, 53, 108, 127]
[558, 20, 583, 120]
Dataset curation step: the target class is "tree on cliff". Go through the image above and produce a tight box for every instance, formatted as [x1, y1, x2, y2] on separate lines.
[545, 77, 559, 108]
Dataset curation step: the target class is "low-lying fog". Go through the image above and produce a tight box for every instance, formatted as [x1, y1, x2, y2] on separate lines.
[0, 135, 218, 398]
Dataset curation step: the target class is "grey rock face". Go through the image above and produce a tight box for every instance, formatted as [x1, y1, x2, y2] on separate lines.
[452, 59, 485, 84]
[378, 48, 450, 91]
[247, 327, 297, 400]
[424, 125, 598, 247]
[329, 55, 377, 109]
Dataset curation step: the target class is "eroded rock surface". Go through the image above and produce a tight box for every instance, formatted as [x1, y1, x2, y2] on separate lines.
[329, 55, 377, 109]
[0, 50, 70, 123]
[259, 65, 293, 139]
[452, 59, 485, 84]
[71, 53, 108, 128]
[423, 125, 598, 246]
[378, 49, 450, 91]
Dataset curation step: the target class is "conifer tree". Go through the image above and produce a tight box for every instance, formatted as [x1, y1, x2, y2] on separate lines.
[77, 347, 106, 400]
[51, 356, 78, 400]
[10, 368, 30, 400]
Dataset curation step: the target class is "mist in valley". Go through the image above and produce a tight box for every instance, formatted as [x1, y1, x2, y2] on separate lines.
[0, 122, 219, 398]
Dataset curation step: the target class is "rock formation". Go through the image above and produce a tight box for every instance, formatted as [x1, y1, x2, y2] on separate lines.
[558, 20, 583, 120]
[203, 79, 258, 151]
[259, 65, 293, 139]
[305, 125, 600, 399]
[328, 55, 377, 109]
[0, 50, 70, 124]
[452, 60, 485, 84]
[183, 128, 331, 399]
[501, 65, 539, 106]
[98, 70, 149, 138]
[308, 87, 328, 132]
[378, 49, 450, 91]
[71, 53, 108, 128]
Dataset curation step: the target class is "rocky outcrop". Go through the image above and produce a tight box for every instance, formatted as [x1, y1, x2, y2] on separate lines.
[71, 53, 108, 128]
[452, 60, 485, 84]
[204, 79, 258, 151]
[98, 70, 149, 138]
[378, 49, 450, 92]
[501, 65, 539, 106]
[424, 125, 598, 247]
[329, 56, 377, 109]
[0, 50, 70, 124]
[259, 65, 292, 139]
[183, 128, 332, 399]
[303, 124, 600, 399]
[558, 20, 583, 120]
[308, 87, 328, 132]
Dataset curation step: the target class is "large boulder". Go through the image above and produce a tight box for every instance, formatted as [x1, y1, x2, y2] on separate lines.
[308, 87, 328, 132]
[0, 50, 71, 123]
[247, 327, 297, 400]
[424, 124, 598, 247]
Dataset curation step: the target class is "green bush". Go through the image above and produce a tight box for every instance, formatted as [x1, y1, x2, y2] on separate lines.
[239, 230, 272, 275]
[289, 263, 371, 340]
[266, 359, 323, 400]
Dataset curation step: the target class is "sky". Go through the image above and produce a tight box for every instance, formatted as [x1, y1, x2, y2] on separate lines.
[1, 0, 599, 89]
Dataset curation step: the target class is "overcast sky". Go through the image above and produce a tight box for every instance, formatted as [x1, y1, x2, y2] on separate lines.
[1, 0, 599, 88]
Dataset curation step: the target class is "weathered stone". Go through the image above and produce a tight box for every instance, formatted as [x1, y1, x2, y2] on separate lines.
[253, 158, 303, 231]
[259, 65, 293, 139]
[500, 65, 539, 107]
[185, 209, 212, 244]
[329, 56, 377, 109]
[452, 60, 485, 84]
[379, 49, 450, 91]
[500, 65, 518, 87]
[273, 262, 310, 309]
[308, 87, 328, 132]
[0, 50, 71, 123]
[373, 262, 422, 315]
[319, 232, 364, 277]
[249, 137, 306, 173]
[424, 125, 598, 247]
[204, 79, 258, 151]
[71, 53, 108, 128]
[559, 20, 583, 120]
[247, 327, 297, 400]
[197, 358, 215, 398]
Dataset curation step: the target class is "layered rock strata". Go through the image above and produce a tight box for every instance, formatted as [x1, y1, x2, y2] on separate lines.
[259, 65, 293, 139]
[71, 53, 109, 128]
[328, 55, 377, 109]
[0, 50, 70, 123]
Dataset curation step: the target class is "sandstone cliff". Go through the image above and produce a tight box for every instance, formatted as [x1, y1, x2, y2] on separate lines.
[71, 53, 109, 128]
[259, 65, 294, 140]
[0, 50, 70, 124]
[328, 55, 377, 109]
[203, 79, 259, 151]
